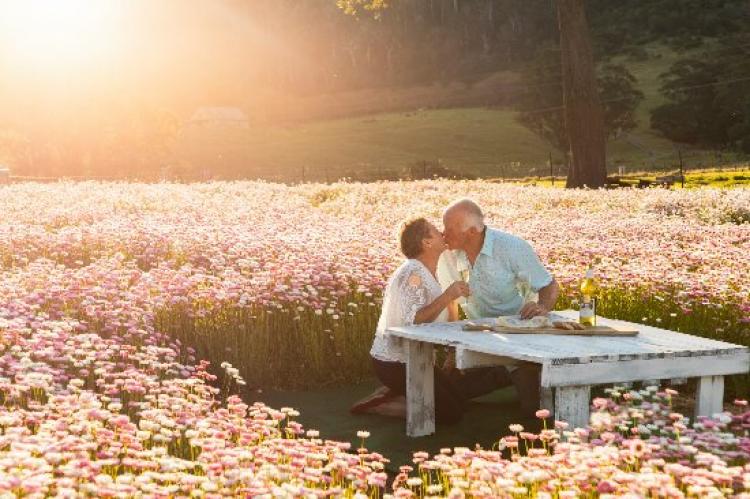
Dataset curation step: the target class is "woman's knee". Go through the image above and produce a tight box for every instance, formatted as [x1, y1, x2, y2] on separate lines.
[371, 358, 406, 395]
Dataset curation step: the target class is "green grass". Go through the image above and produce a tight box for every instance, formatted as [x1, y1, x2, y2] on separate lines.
[606, 46, 689, 168]
[680, 169, 750, 188]
[179, 43, 747, 180]
[259, 379, 530, 474]
[182, 108, 556, 180]
[605, 43, 747, 171]
[509, 167, 750, 188]
[155, 282, 749, 401]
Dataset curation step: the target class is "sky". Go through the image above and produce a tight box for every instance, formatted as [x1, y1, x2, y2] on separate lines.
[0, 0, 292, 132]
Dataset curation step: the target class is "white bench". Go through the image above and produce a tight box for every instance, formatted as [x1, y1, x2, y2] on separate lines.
[386, 310, 750, 437]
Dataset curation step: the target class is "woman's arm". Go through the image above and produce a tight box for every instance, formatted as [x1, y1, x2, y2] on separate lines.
[414, 282, 469, 324]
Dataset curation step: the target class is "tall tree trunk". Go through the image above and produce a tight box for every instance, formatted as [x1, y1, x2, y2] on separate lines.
[556, 0, 607, 188]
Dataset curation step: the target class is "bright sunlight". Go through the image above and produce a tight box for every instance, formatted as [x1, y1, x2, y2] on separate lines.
[0, 0, 121, 68]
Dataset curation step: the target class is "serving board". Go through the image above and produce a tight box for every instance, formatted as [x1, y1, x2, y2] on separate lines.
[462, 322, 639, 336]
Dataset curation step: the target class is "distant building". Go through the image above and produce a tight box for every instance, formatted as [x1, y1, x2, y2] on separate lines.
[186, 107, 249, 128]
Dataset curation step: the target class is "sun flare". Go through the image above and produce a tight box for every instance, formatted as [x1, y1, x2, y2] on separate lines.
[0, 0, 121, 68]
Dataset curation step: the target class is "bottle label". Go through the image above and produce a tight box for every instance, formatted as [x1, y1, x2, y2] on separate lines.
[580, 301, 594, 318]
[579, 298, 597, 326]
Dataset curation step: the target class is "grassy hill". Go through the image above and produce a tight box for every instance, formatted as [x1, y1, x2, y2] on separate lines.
[178, 45, 747, 182]
[184, 108, 554, 180]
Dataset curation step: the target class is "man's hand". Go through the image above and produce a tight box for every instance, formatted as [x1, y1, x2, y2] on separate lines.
[519, 301, 549, 319]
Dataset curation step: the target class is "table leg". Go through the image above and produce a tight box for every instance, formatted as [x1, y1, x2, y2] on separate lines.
[406, 339, 435, 437]
[540, 387, 554, 413]
[695, 375, 724, 418]
[554, 386, 591, 429]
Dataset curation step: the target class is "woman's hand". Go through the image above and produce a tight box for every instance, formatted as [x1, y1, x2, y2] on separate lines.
[445, 281, 471, 301]
[415, 281, 470, 324]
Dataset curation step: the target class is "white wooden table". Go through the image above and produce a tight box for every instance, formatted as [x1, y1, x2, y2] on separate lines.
[387, 310, 750, 437]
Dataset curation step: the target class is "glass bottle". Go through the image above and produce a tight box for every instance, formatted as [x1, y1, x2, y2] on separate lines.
[579, 267, 598, 326]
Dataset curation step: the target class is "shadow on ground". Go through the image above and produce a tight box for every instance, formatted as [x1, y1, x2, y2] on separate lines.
[258, 378, 541, 473]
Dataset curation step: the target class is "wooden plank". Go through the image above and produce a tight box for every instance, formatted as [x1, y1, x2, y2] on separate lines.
[405, 339, 435, 437]
[455, 348, 517, 369]
[695, 375, 724, 418]
[463, 322, 638, 336]
[540, 386, 554, 413]
[388, 310, 749, 366]
[550, 310, 745, 349]
[555, 386, 590, 429]
[541, 351, 749, 388]
[492, 326, 638, 336]
[396, 321, 745, 356]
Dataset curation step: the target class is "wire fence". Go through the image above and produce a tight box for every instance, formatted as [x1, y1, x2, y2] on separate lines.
[1, 149, 748, 186]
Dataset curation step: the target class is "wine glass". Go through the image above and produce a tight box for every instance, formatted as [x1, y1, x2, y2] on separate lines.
[458, 268, 471, 319]
[459, 268, 470, 283]
[516, 271, 535, 307]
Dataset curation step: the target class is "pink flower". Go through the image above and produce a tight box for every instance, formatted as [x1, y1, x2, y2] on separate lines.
[592, 398, 608, 410]
[535, 409, 551, 419]
[596, 480, 616, 493]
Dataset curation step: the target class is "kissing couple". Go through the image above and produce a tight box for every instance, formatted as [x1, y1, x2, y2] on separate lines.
[358, 198, 559, 424]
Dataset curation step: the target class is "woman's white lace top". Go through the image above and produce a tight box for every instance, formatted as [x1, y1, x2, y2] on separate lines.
[370, 259, 447, 363]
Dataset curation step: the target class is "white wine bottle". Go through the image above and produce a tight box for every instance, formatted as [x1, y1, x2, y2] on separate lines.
[579, 268, 598, 327]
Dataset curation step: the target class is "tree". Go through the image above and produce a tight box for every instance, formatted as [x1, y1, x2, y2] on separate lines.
[517, 51, 644, 155]
[555, 0, 607, 188]
[339, 0, 610, 188]
[650, 35, 750, 151]
[515, 46, 568, 153]
[588, 0, 749, 54]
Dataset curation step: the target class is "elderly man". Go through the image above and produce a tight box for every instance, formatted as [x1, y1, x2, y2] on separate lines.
[438, 198, 560, 417]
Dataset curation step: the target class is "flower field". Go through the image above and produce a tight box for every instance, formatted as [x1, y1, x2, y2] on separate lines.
[391, 390, 750, 498]
[1, 181, 747, 390]
[0, 180, 749, 496]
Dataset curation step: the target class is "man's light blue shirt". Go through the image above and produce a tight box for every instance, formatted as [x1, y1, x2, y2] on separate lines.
[437, 228, 553, 319]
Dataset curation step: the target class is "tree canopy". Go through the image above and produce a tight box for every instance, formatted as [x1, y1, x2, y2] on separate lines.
[650, 35, 750, 152]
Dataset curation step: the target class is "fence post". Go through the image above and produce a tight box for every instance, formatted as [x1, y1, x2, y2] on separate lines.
[549, 151, 554, 186]
[678, 149, 684, 188]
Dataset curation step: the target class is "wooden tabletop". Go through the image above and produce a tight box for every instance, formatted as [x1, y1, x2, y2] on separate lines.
[386, 309, 749, 365]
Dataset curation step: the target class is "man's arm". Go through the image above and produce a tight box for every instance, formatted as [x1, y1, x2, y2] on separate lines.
[508, 236, 558, 319]
[519, 278, 559, 319]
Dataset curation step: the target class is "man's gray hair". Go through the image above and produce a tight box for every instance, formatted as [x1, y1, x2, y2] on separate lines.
[444, 198, 485, 231]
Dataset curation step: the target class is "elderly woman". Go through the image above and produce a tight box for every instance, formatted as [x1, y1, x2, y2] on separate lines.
[368, 217, 472, 423]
